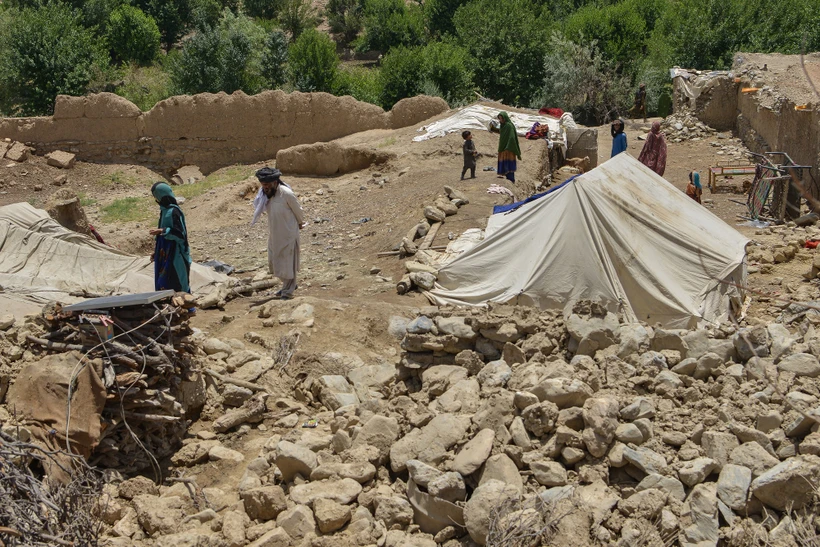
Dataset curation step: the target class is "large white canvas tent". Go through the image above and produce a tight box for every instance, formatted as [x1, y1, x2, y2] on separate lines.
[427, 153, 749, 328]
[0, 202, 227, 304]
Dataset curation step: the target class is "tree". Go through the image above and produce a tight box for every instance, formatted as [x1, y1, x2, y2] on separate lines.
[326, 0, 363, 46]
[243, 0, 285, 20]
[261, 29, 288, 87]
[377, 45, 424, 108]
[135, 0, 192, 50]
[277, 0, 319, 40]
[0, 3, 109, 115]
[288, 28, 339, 92]
[190, 0, 223, 29]
[170, 10, 267, 94]
[533, 33, 632, 124]
[420, 41, 473, 104]
[107, 5, 161, 65]
[423, 0, 469, 38]
[356, 0, 425, 52]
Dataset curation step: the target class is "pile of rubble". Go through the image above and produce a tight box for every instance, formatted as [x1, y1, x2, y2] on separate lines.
[661, 112, 718, 142]
[89, 298, 820, 546]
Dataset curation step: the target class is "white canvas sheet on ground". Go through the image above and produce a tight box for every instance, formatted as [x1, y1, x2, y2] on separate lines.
[412, 104, 567, 153]
[427, 153, 749, 329]
[0, 202, 228, 303]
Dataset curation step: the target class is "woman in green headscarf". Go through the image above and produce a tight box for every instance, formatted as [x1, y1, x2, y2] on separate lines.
[149, 182, 192, 293]
[496, 111, 521, 183]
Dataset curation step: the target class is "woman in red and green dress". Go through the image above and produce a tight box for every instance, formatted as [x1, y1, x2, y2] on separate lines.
[496, 111, 521, 183]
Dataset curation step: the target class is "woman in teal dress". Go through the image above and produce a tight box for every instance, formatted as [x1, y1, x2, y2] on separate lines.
[149, 182, 192, 293]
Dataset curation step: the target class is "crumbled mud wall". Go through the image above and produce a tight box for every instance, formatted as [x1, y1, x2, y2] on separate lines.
[0, 92, 448, 175]
[276, 142, 395, 176]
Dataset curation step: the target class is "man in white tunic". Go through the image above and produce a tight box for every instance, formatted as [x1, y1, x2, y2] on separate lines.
[251, 167, 305, 299]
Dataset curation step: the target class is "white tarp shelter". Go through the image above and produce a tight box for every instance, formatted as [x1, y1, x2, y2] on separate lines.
[427, 153, 749, 328]
[413, 104, 567, 154]
[0, 202, 227, 303]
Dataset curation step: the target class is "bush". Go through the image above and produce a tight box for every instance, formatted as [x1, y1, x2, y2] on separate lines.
[424, 0, 468, 37]
[356, 0, 425, 52]
[288, 28, 339, 92]
[377, 45, 424, 108]
[333, 65, 381, 104]
[453, 0, 550, 105]
[170, 10, 266, 94]
[107, 5, 161, 65]
[563, 1, 648, 68]
[115, 63, 173, 111]
[533, 33, 632, 125]
[261, 29, 288, 87]
[190, 0, 223, 29]
[420, 41, 473, 105]
[243, 0, 285, 20]
[277, 0, 319, 40]
[326, 0, 363, 46]
[135, 0, 192, 50]
[0, 3, 109, 115]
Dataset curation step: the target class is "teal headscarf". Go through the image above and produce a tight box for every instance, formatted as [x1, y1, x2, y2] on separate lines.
[691, 171, 702, 190]
[151, 182, 180, 230]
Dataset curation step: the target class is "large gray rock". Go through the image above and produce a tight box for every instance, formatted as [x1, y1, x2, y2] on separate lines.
[618, 488, 667, 519]
[531, 460, 568, 486]
[651, 328, 689, 355]
[348, 363, 398, 391]
[751, 455, 820, 511]
[427, 472, 467, 502]
[407, 316, 435, 334]
[476, 359, 512, 388]
[678, 458, 717, 487]
[351, 415, 399, 459]
[729, 442, 779, 478]
[582, 397, 619, 458]
[701, 431, 739, 471]
[436, 316, 476, 340]
[289, 478, 363, 505]
[375, 496, 413, 528]
[679, 483, 719, 547]
[636, 474, 685, 502]
[694, 353, 723, 380]
[479, 454, 523, 494]
[313, 498, 352, 534]
[623, 446, 668, 475]
[733, 326, 769, 361]
[314, 375, 359, 410]
[422, 365, 468, 396]
[406, 459, 443, 488]
[463, 480, 520, 545]
[276, 505, 317, 540]
[566, 312, 619, 356]
[432, 378, 481, 414]
[241, 486, 287, 521]
[275, 441, 318, 482]
[521, 401, 559, 437]
[531, 378, 593, 408]
[620, 398, 655, 421]
[767, 323, 795, 361]
[390, 414, 471, 472]
[777, 353, 820, 377]
[717, 464, 752, 511]
[617, 323, 650, 358]
[310, 462, 377, 483]
[132, 495, 185, 536]
[451, 429, 494, 476]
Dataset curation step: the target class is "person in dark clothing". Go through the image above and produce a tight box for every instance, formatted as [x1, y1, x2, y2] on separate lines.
[461, 130, 478, 180]
[496, 111, 521, 183]
[149, 182, 192, 293]
[629, 83, 647, 122]
[611, 119, 627, 157]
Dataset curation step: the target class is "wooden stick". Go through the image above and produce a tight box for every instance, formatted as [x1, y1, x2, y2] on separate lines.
[418, 222, 442, 250]
[205, 369, 268, 392]
[26, 335, 85, 352]
[378, 245, 448, 257]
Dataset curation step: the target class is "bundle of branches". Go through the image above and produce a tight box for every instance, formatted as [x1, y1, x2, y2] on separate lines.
[25, 294, 198, 476]
[0, 430, 103, 547]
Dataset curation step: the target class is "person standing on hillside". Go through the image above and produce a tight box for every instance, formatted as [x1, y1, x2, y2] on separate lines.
[629, 83, 647, 122]
[496, 111, 521, 183]
[251, 167, 306, 300]
[611, 119, 627, 157]
[149, 182, 192, 293]
[461, 130, 478, 180]
[638, 121, 668, 176]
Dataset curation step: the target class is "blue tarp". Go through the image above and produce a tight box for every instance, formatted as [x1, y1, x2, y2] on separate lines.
[491, 175, 579, 215]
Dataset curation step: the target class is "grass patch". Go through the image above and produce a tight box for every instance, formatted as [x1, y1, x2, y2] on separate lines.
[114, 63, 173, 112]
[377, 136, 397, 148]
[99, 170, 145, 187]
[175, 165, 254, 199]
[77, 192, 97, 207]
[100, 197, 153, 223]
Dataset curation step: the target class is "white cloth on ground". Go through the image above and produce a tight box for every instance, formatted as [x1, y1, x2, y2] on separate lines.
[265, 185, 305, 280]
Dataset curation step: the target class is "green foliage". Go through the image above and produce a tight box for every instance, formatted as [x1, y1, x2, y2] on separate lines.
[80, 0, 126, 31]
[424, 0, 469, 37]
[563, 1, 647, 68]
[288, 28, 339, 92]
[135, 0, 192, 49]
[107, 5, 161, 65]
[326, 0, 363, 46]
[0, 3, 109, 116]
[334, 64, 381, 104]
[453, 0, 550, 105]
[533, 33, 632, 124]
[190, 0, 223, 29]
[115, 63, 173, 111]
[170, 10, 267, 94]
[242, 0, 285, 20]
[357, 0, 425, 52]
[277, 0, 319, 40]
[101, 196, 153, 223]
[420, 41, 473, 104]
[377, 45, 424, 108]
[261, 29, 289, 87]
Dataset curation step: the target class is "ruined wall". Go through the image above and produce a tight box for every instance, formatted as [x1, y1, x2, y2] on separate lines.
[0, 92, 448, 175]
[672, 75, 739, 131]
